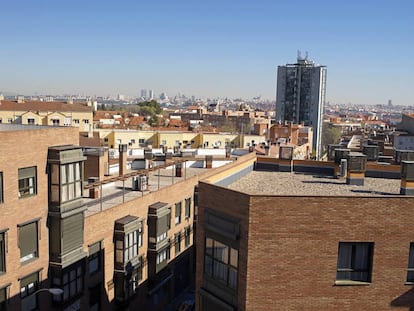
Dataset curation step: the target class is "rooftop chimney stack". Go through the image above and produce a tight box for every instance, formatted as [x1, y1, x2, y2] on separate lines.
[278, 146, 294, 172]
[400, 161, 414, 195]
[205, 155, 213, 169]
[118, 144, 128, 176]
[346, 152, 367, 186]
[17, 95, 25, 103]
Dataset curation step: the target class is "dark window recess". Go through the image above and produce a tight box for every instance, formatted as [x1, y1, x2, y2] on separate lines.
[185, 198, 191, 219]
[89, 283, 101, 311]
[18, 221, 39, 264]
[175, 233, 181, 255]
[52, 262, 84, 304]
[114, 256, 143, 303]
[0, 232, 5, 273]
[18, 167, 37, 198]
[0, 285, 8, 310]
[204, 237, 238, 289]
[185, 226, 191, 248]
[88, 241, 102, 275]
[175, 202, 182, 225]
[0, 172, 3, 204]
[20, 271, 40, 311]
[336, 242, 374, 283]
[407, 242, 414, 283]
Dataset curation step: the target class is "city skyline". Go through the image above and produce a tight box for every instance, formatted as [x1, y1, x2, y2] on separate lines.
[1, 0, 413, 105]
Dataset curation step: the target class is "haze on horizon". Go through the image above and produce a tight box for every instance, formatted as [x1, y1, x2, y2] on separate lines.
[0, 0, 413, 105]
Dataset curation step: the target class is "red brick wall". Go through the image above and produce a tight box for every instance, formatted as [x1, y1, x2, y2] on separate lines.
[84, 174, 199, 303]
[0, 127, 79, 308]
[196, 183, 251, 311]
[247, 195, 414, 311]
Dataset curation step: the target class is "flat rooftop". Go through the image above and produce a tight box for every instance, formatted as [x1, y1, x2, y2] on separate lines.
[83, 164, 214, 216]
[0, 124, 55, 131]
[227, 171, 402, 196]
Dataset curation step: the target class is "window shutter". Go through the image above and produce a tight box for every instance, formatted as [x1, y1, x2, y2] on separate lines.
[62, 213, 83, 253]
[18, 167, 36, 179]
[157, 215, 168, 235]
[20, 272, 39, 288]
[19, 222, 37, 258]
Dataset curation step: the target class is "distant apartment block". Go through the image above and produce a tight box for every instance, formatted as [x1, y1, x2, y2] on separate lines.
[0, 99, 94, 131]
[276, 54, 327, 159]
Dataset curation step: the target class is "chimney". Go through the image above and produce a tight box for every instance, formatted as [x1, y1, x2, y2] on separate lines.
[88, 124, 93, 138]
[118, 144, 128, 176]
[17, 95, 25, 103]
[278, 146, 293, 172]
[175, 162, 183, 177]
[205, 155, 213, 169]
[400, 161, 414, 195]
[346, 152, 367, 186]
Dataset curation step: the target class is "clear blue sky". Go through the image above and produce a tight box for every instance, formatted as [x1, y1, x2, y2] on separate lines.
[1, 0, 413, 105]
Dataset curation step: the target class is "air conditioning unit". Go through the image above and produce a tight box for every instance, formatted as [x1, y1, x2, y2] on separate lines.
[132, 175, 147, 191]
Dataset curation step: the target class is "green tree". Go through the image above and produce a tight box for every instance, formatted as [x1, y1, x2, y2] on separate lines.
[322, 125, 341, 150]
[137, 100, 161, 115]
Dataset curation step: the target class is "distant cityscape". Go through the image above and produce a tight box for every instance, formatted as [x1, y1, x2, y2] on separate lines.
[2, 54, 414, 311]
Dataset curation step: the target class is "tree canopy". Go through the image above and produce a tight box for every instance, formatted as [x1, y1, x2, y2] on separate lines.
[137, 100, 162, 116]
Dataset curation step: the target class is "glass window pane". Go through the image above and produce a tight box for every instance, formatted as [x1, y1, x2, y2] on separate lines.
[407, 271, 414, 283]
[70, 280, 76, 294]
[64, 285, 69, 300]
[61, 185, 68, 202]
[213, 261, 228, 283]
[75, 162, 80, 181]
[205, 238, 213, 256]
[229, 267, 238, 289]
[68, 184, 75, 200]
[61, 166, 67, 184]
[230, 248, 238, 268]
[337, 243, 352, 269]
[70, 270, 76, 281]
[214, 241, 229, 264]
[204, 255, 212, 276]
[77, 277, 82, 293]
[68, 164, 74, 183]
[75, 181, 81, 198]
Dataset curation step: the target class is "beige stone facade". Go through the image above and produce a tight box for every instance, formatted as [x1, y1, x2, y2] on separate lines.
[0, 100, 94, 132]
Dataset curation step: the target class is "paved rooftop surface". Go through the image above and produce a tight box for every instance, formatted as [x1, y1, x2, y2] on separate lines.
[227, 171, 402, 196]
[83, 166, 208, 216]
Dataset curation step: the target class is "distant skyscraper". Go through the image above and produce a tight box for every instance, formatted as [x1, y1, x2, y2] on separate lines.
[140, 89, 147, 100]
[275, 53, 327, 159]
[149, 89, 154, 100]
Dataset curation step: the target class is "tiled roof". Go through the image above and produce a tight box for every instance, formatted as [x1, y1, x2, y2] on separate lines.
[0, 100, 93, 112]
[79, 131, 101, 147]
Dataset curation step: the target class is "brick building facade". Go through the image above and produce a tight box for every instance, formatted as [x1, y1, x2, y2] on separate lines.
[196, 157, 414, 311]
[0, 124, 209, 310]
